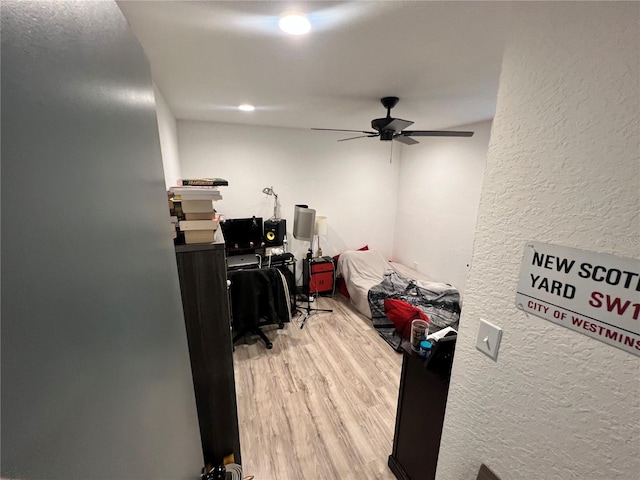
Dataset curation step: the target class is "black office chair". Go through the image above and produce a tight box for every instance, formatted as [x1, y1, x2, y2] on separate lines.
[233, 322, 275, 349]
[227, 268, 288, 349]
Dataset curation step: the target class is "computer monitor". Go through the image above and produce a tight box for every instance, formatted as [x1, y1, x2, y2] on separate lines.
[221, 217, 263, 252]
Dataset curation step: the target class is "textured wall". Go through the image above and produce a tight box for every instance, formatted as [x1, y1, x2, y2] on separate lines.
[437, 3, 639, 480]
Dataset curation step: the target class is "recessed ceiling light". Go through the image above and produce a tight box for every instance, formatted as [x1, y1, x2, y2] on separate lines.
[238, 104, 255, 112]
[279, 14, 311, 35]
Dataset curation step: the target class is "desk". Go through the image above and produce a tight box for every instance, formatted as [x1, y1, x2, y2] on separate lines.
[259, 252, 295, 272]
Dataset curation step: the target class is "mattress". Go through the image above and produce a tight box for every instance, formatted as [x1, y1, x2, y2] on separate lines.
[337, 249, 445, 319]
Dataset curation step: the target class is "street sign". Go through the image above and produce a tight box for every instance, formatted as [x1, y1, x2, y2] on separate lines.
[516, 241, 640, 356]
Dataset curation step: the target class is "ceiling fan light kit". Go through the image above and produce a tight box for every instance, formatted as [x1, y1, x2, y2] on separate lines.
[312, 97, 474, 145]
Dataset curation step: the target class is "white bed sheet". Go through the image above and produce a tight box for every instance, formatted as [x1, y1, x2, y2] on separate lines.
[337, 250, 392, 318]
[336, 249, 447, 319]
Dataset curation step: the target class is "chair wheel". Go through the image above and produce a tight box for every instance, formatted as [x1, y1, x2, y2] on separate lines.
[278, 323, 284, 329]
[266, 342, 273, 349]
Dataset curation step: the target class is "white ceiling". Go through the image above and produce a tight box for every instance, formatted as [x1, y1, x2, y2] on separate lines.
[118, 1, 513, 134]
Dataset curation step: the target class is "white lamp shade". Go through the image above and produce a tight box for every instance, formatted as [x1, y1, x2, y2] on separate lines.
[314, 216, 328, 235]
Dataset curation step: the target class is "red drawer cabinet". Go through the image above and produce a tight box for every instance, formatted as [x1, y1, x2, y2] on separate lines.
[303, 256, 335, 295]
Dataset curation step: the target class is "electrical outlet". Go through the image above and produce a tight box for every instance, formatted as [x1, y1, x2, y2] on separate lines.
[476, 319, 503, 360]
[412, 262, 418, 270]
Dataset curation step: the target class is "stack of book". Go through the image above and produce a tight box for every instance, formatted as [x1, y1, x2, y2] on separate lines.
[169, 178, 227, 244]
[178, 177, 228, 187]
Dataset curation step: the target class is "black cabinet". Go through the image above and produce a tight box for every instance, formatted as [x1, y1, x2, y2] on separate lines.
[175, 233, 241, 469]
[388, 337, 456, 480]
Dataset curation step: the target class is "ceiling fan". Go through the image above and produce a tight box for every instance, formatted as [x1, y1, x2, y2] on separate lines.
[312, 96, 474, 145]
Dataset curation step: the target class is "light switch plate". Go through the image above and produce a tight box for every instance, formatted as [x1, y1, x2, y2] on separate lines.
[476, 319, 503, 360]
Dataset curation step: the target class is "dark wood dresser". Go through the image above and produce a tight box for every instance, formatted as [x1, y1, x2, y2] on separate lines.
[175, 232, 241, 469]
[388, 336, 456, 480]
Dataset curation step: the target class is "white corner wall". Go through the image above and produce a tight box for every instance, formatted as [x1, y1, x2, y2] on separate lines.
[154, 84, 182, 189]
[437, 3, 639, 480]
[177, 121, 401, 264]
[393, 120, 491, 295]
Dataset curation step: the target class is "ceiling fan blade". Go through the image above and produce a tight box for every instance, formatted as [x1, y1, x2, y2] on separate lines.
[393, 134, 419, 145]
[384, 118, 414, 132]
[338, 134, 380, 142]
[312, 127, 378, 135]
[402, 130, 474, 137]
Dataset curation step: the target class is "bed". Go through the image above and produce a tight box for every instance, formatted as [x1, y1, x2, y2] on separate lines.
[336, 249, 461, 351]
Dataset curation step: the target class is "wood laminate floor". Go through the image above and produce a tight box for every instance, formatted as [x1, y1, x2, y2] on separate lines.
[232, 294, 403, 480]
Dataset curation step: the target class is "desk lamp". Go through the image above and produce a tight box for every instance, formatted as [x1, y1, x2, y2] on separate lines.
[262, 186, 279, 220]
[314, 216, 328, 258]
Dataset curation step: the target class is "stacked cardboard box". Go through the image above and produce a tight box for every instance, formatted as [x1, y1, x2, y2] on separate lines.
[169, 185, 224, 244]
[178, 215, 221, 244]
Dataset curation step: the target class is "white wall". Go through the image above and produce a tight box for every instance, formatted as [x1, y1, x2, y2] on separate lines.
[437, 3, 639, 480]
[154, 84, 182, 189]
[1, 2, 202, 478]
[177, 121, 401, 267]
[393, 120, 491, 295]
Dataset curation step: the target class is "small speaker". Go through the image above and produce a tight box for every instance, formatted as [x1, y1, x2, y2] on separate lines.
[264, 219, 286, 246]
[293, 205, 315, 241]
